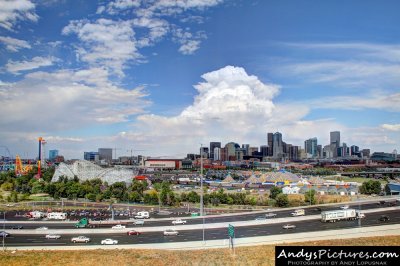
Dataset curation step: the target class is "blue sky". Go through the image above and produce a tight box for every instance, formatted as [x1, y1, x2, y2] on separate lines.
[0, 0, 399, 159]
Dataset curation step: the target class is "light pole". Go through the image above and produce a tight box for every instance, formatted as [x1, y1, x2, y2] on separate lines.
[2, 211, 5, 251]
[200, 144, 205, 244]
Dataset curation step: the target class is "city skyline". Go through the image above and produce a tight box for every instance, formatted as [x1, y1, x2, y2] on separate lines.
[1, 0, 399, 159]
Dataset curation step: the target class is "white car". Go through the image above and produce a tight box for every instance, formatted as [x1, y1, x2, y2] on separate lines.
[101, 238, 118, 245]
[265, 213, 277, 218]
[45, 234, 61, 239]
[36, 226, 48, 230]
[171, 219, 187, 225]
[163, 229, 179, 236]
[133, 220, 145, 226]
[282, 224, 296, 229]
[111, 224, 126, 229]
[340, 205, 349, 210]
[71, 236, 90, 243]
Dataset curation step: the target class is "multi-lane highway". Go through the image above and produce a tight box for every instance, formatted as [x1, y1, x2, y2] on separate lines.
[2, 199, 397, 230]
[2, 209, 399, 247]
[1, 199, 399, 247]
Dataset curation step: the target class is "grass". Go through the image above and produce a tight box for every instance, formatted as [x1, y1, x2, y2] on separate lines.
[0, 235, 399, 266]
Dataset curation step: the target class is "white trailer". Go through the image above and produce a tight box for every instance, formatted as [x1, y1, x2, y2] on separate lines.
[321, 209, 363, 223]
[47, 212, 67, 220]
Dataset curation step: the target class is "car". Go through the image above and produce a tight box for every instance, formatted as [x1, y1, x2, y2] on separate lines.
[111, 224, 126, 229]
[45, 234, 61, 239]
[340, 205, 349, 210]
[388, 202, 397, 206]
[358, 213, 366, 219]
[265, 213, 277, 218]
[0, 231, 10, 237]
[101, 238, 118, 245]
[377, 201, 386, 205]
[255, 216, 266, 221]
[11, 225, 23, 229]
[171, 219, 187, 225]
[163, 229, 179, 236]
[36, 226, 48, 230]
[378, 215, 390, 222]
[71, 236, 90, 243]
[282, 224, 296, 229]
[127, 230, 141, 236]
[133, 219, 145, 226]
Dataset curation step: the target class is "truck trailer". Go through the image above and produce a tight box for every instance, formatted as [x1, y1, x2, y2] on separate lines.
[75, 218, 129, 228]
[47, 212, 67, 220]
[321, 209, 364, 223]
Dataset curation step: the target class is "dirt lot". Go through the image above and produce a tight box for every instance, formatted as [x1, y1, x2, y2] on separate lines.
[0, 235, 399, 266]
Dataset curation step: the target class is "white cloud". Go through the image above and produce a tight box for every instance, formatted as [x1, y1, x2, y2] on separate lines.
[0, 0, 38, 31]
[381, 124, 400, 132]
[172, 28, 206, 55]
[0, 36, 31, 51]
[0, 67, 150, 134]
[307, 92, 400, 112]
[5, 56, 57, 74]
[62, 19, 141, 76]
[120, 66, 281, 155]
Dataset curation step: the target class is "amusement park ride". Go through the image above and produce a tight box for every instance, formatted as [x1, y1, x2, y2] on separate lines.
[1, 137, 47, 179]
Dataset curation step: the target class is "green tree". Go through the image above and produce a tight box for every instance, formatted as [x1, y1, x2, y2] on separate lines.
[1, 181, 14, 191]
[304, 189, 316, 205]
[269, 186, 282, 200]
[86, 193, 96, 202]
[359, 180, 382, 195]
[275, 193, 289, 207]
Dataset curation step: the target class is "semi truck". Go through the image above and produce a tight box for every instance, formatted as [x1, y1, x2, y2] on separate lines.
[321, 209, 364, 223]
[75, 218, 129, 228]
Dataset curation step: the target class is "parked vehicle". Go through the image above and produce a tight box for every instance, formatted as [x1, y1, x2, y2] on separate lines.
[0, 231, 10, 237]
[321, 209, 364, 223]
[163, 229, 179, 236]
[111, 224, 126, 229]
[11, 225, 23, 229]
[75, 218, 129, 228]
[291, 209, 305, 216]
[47, 212, 67, 220]
[127, 230, 141, 236]
[172, 219, 187, 225]
[101, 238, 118, 245]
[71, 236, 90, 243]
[27, 211, 45, 219]
[45, 234, 61, 239]
[282, 224, 296, 229]
[133, 219, 145, 226]
[134, 211, 149, 219]
[379, 215, 390, 222]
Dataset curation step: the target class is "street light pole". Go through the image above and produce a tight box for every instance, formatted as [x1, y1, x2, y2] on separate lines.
[2, 211, 5, 251]
[200, 144, 205, 244]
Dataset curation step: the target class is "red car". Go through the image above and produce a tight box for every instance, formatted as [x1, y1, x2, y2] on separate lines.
[127, 230, 141, 236]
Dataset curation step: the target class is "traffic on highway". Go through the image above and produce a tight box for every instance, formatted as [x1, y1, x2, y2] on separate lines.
[0, 199, 399, 247]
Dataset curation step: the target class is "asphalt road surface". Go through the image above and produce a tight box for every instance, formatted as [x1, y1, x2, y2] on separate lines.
[2, 209, 399, 247]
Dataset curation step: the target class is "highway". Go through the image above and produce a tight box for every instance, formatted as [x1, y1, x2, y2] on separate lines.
[2, 209, 400, 247]
[2, 200, 397, 230]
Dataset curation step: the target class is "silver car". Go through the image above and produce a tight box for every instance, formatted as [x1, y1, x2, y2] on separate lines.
[282, 224, 296, 229]
[46, 234, 61, 239]
[163, 229, 179, 236]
